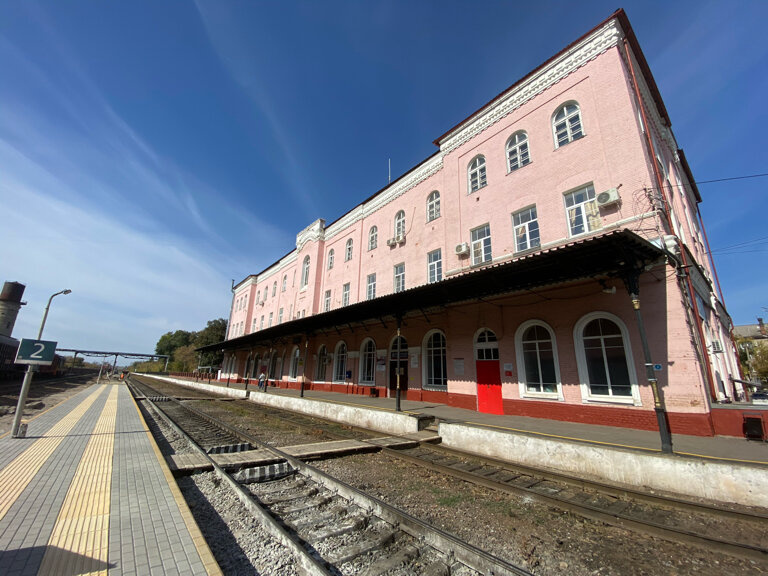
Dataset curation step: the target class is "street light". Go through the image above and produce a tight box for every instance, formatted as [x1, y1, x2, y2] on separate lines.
[11, 289, 72, 438]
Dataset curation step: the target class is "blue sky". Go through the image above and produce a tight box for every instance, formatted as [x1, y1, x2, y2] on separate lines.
[1, 1, 766, 355]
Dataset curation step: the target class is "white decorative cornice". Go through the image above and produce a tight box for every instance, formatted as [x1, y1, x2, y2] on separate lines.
[438, 19, 623, 155]
[324, 154, 443, 241]
[296, 219, 325, 251]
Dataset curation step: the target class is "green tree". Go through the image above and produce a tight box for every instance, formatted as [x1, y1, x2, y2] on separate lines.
[193, 318, 227, 368]
[171, 344, 198, 372]
[752, 342, 768, 383]
[155, 330, 193, 360]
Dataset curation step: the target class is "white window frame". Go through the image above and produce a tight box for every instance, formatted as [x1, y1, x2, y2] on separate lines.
[564, 184, 600, 237]
[573, 312, 641, 405]
[474, 328, 499, 360]
[423, 330, 448, 389]
[427, 249, 442, 283]
[512, 205, 540, 252]
[394, 263, 405, 293]
[281, 275, 287, 292]
[278, 308, 283, 324]
[506, 131, 530, 172]
[327, 249, 335, 270]
[394, 210, 406, 238]
[468, 155, 487, 193]
[333, 341, 348, 382]
[366, 273, 376, 300]
[345, 238, 353, 261]
[324, 289, 331, 312]
[359, 338, 376, 385]
[342, 282, 350, 307]
[427, 191, 440, 222]
[515, 320, 563, 400]
[268, 312, 273, 327]
[470, 224, 492, 265]
[272, 282, 277, 297]
[301, 256, 310, 288]
[553, 102, 584, 148]
[368, 226, 378, 250]
[259, 315, 264, 330]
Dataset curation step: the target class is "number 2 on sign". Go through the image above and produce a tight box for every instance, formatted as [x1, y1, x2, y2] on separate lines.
[30, 343, 46, 359]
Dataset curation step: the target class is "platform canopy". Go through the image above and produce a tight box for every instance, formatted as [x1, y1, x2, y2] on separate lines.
[198, 229, 666, 354]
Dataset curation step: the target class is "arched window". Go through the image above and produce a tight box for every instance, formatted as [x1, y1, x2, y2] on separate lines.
[333, 341, 348, 382]
[394, 210, 406, 238]
[474, 329, 499, 360]
[281, 275, 287, 292]
[272, 282, 277, 297]
[468, 155, 487, 193]
[301, 256, 310, 288]
[423, 330, 447, 388]
[515, 320, 561, 397]
[268, 351, 278, 380]
[327, 249, 335, 270]
[506, 131, 530, 171]
[359, 339, 376, 384]
[345, 238, 353, 261]
[315, 345, 328, 381]
[553, 102, 583, 148]
[289, 346, 301, 379]
[574, 313, 638, 402]
[251, 353, 260, 379]
[426, 191, 440, 222]
[369, 226, 378, 250]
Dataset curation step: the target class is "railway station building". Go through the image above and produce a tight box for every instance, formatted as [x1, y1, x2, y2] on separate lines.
[201, 10, 742, 437]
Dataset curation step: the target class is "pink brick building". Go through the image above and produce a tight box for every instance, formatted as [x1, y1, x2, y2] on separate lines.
[203, 10, 742, 439]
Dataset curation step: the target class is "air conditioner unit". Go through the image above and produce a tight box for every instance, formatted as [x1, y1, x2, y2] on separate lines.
[596, 187, 620, 207]
[455, 242, 469, 256]
[396, 234, 405, 244]
[386, 238, 397, 247]
[711, 340, 724, 353]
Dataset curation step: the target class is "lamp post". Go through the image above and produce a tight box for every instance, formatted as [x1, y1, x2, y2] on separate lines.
[12, 289, 72, 438]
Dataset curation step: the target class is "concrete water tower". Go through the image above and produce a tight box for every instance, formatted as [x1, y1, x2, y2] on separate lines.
[0, 281, 26, 339]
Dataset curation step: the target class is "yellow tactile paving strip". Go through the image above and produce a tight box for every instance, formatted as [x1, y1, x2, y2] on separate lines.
[0, 385, 107, 523]
[36, 385, 118, 575]
[130, 392, 223, 575]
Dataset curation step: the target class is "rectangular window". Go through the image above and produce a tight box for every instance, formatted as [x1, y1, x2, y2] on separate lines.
[394, 263, 405, 293]
[278, 308, 283, 324]
[427, 249, 442, 283]
[366, 273, 376, 300]
[342, 283, 350, 306]
[565, 184, 600, 236]
[470, 224, 492, 265]
[324, 290, 331, 312]
[268, 312, 273, 327]
[252, 319, 257, 332]
[512, 206, 541, 252]
[260, 315, 264, 330]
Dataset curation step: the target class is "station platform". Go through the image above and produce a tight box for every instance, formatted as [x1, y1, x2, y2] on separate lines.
[0, 382, 221, 576]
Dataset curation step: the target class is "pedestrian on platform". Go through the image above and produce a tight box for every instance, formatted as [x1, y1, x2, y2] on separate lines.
[258, 371, 266, 392]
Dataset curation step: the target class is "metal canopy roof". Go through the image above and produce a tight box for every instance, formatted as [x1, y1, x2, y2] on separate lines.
[198, 230, 664, 353]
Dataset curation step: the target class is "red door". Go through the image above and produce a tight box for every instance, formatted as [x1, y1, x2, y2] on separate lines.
[476, 360, 503, 414]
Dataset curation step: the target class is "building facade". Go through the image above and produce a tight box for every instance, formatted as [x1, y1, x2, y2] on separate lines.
[204, 10, 742, 437]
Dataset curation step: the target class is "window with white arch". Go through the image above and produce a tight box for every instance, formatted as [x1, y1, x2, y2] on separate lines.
[369, 226, 378, 250]
[289, 346, 301, 379]
[315, 345, 329, 381]
[423, 330, 447, 389]
[468, 155, 487, 193]
[345, 238, 353, 261]
[328, 249, 335, 270]
[333, 341, 348, 382]
[553, 102, 584, 148]
[394, 210, 406, 238]
[301, 256, 310, 288]
[474, 329, 499, 360]
[506, 131, 530, 172]
[359, 339, 376, 385]
[515, 320, 562, 399]
[426, 191, 440, 222]
[574, 313, 640, 404]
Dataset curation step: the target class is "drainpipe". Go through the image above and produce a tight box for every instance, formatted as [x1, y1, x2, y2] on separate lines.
[623, 38, 718, 403]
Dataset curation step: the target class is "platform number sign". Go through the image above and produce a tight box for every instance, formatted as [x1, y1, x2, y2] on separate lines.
[15, 338, 58, 366]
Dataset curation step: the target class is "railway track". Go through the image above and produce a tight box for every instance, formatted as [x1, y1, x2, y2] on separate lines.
[131, 375, 768, 564]
[130, 377, 533, 575]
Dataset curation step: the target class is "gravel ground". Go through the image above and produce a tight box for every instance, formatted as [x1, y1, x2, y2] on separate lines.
[313, 452, 767, 576]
